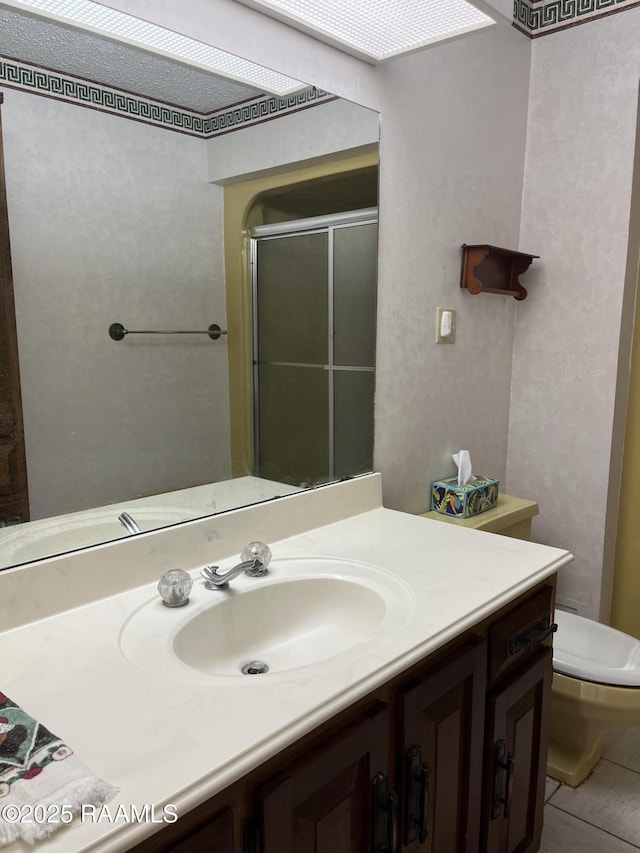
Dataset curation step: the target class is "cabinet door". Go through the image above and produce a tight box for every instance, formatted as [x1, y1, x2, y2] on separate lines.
[482, 648, 552, 853]
[254, 702, 392, 853]
[398, 639, 487, 853]
[137, 806, 235, 853]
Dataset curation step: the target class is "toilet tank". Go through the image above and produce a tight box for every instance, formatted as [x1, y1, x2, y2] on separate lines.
[420, 493, 539, 541]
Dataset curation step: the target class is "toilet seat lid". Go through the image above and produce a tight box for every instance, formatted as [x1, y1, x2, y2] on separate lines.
[553, 610, 640, 687]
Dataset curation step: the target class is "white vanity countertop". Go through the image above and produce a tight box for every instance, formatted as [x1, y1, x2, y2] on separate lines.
[0, 479, 572, 852]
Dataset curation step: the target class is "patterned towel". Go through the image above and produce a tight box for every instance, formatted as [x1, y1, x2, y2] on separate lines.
[0, 692, 117, 846]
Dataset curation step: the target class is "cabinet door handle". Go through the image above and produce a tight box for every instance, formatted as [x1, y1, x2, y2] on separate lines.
[404, 745, 429, 845]
[372, 772, 398, 852]
[509, 618, 558, 655]
[492, 739, 514, 820]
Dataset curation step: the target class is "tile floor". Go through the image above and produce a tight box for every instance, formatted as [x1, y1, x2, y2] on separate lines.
[539, 726, 640, 851]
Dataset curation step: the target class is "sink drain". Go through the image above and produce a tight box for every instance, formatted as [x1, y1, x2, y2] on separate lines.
[241, 660, 269, 675]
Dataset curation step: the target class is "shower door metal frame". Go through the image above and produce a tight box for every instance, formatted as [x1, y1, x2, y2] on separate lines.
[250, 207, 378, 483]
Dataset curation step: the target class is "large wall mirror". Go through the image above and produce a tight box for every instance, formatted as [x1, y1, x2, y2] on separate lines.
[0, 2, 380, 570]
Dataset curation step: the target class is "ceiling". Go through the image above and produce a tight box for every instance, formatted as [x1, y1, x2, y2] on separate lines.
[0, 4, 268, 112]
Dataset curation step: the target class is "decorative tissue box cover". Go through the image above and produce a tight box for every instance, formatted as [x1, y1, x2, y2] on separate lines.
[431, 476, 499, 519]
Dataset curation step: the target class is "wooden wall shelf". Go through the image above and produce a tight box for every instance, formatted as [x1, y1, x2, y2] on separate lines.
[461, 244, 539, 301]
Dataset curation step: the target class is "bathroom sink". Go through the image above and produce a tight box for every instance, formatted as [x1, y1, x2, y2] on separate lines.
[174, 577, 386, 675]
[119, 557, 415, 679]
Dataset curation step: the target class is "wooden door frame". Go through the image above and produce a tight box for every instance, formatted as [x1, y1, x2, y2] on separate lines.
[0, 91, 29, 524]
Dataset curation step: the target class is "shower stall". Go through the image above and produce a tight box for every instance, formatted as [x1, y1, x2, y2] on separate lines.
[250, 208, 378, 487]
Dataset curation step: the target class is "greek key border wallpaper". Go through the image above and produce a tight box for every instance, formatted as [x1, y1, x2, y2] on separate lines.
[0, 56, 334, 137]
[514, 0, 640, 36]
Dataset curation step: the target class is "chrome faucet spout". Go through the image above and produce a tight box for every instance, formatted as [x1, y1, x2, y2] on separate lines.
[201, 542, 272, 590]
[201, 559, 266, 590]
[118, 511, 141, 535]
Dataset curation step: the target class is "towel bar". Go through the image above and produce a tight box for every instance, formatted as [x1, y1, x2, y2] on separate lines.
[108, 322, 227, 341]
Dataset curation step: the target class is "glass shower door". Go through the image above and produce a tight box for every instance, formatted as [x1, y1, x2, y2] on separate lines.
[332, 221, 377, 480]
[252, 210, 377, 487]
[254, 230, 330, 485]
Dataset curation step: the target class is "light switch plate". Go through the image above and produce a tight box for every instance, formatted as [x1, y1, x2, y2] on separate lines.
[436, 307, 456, 344]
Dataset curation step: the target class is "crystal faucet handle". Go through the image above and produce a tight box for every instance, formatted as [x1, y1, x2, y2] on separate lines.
[240, 541, 272, 576]
[157, 569, 193, 607]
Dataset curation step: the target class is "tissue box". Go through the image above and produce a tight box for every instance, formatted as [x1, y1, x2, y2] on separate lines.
[431, 476, 499, 519]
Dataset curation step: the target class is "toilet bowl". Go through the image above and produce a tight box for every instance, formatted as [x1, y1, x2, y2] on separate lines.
[548, 609, 640, 786]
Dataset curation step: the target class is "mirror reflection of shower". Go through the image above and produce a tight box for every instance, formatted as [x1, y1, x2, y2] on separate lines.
[251, 207, 377, 486]
[0, 15, 380, 565]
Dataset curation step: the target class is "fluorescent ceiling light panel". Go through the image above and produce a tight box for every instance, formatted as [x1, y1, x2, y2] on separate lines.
[0, 0, 307, 94]
[236, 0, 495, 61]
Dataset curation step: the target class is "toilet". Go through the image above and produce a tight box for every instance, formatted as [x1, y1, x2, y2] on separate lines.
[549, 609, 640, 786]
[420, 493, 640, 787]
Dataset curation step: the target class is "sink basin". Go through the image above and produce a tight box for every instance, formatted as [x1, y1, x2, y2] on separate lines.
[175, 577, 385, 675]
[119, 557, 415, 680]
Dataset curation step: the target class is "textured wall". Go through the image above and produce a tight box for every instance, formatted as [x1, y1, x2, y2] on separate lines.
[508, 10, 640, 618]
[4, 90, 230, 518]
[374, 25, 531, 513]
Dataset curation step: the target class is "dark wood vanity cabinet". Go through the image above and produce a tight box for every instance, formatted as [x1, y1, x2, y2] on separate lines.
[165, 807, 234, 852]
[254, 702, 391, 852]
[481, 649, 552, 853]
[481, 583, 555, 853]
[130, 581, 554, 853]
[397, 639, 486, 852]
